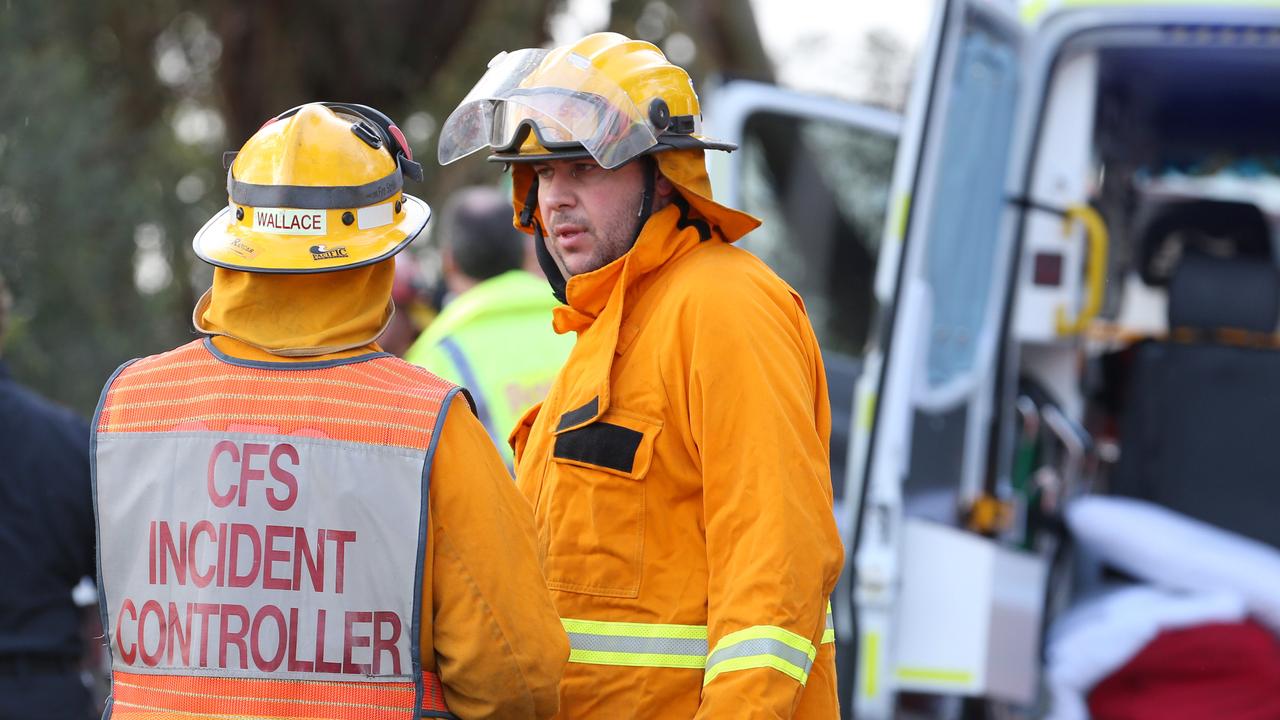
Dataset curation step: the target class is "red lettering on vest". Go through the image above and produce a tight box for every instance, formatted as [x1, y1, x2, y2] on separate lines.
[193, 602, 219, 667]
[328, 530, 356, 594]
[294, 527, 325, 592]
[167, 602, 193, 666]
[116, 599, 138, 664]
[343, 611, 372, 674]
[189, 520, 217, 588]
[157, 521, 187, 584]
[372, 611, 402, 675]
[114, 600, 403, 675]
[228, 523, 262, 588]
[207, 441, 239, 507]
[268, 444, 299, 510]
[220, 603, 250, 670]
[250, 605, 288, 672]
[263, 525, 292, 590]
[207, 441, 302, 510]
[314, 609, 342, 673]
[138, 600, 166, 667]
[287, 606, 314, 673]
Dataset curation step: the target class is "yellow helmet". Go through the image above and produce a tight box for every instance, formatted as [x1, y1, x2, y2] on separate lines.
[194, 102, 430, 273]
[438, 32, 734, 169]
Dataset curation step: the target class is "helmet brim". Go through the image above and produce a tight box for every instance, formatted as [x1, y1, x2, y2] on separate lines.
[193, 194, 431, 274]
[488, 133, 737, 164]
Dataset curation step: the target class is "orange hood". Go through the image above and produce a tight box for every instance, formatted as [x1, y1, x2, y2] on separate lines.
[509, 148, 760, 244]
[193, 260, 395, 360]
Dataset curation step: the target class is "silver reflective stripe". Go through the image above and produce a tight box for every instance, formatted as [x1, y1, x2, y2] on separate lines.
[706, 637, 815, 676]
[562, 618, 708, 669]
[565, 632, 708, 656]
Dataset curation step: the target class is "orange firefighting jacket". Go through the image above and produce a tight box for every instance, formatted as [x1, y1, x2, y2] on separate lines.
[511, 200, 844, 718]
[97, 262, 567, 719]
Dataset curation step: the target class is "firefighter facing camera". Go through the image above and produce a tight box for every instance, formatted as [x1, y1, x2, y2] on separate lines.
[440, 32, 843, 717]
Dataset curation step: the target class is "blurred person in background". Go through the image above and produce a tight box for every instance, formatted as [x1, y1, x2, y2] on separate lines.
[379, 252, 438, 357]
[0, 272, 97, 720]
[405, 186, 573, 467]
[91, 103, 565, 718]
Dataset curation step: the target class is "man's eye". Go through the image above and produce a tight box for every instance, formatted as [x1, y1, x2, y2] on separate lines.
[573, 164, 596, 177]
[534, 167, 553, 180]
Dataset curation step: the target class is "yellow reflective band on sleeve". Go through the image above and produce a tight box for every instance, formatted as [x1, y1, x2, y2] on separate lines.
[562, 618, 708, 670]
[703, 625, 818, 687]
[823, 603, 835, 644]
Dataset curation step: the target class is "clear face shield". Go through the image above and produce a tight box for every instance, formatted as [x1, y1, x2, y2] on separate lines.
[437, 48, 662, 170]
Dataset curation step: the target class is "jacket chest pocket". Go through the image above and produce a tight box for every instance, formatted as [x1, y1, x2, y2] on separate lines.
[543, 408, 661, 598]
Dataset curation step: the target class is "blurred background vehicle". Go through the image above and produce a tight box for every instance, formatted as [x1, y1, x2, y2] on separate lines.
[704, 1, 1280, 717]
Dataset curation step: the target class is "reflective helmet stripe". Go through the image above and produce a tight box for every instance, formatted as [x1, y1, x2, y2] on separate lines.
[228, 167, 403, 210]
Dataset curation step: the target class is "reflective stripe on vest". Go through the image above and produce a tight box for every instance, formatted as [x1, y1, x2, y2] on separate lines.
[93, 339, 458, 719]
[436, 335, 498, 446]
[107, 668, 453, 719]
[562, 605, 835, 684]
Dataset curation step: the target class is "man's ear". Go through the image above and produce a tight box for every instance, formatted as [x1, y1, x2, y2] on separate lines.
[655, 173, 675, 200]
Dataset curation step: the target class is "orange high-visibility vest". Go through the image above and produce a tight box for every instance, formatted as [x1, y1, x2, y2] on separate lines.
[93, 338, 458, 719]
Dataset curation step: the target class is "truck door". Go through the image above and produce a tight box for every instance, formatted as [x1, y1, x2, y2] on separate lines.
[703, 81, 901, 710]
[849, 0, 1028, 716]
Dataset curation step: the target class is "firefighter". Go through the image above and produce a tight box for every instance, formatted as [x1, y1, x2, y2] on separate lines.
[92, 103, 566, 719]
[439, 33, 843, 718]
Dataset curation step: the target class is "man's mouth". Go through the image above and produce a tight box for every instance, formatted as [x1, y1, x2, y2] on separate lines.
[553, 223, 587, 247]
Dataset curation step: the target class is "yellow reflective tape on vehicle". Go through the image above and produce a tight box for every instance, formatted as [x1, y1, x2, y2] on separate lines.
[861, 632, 880, 698]
[1022, 0, 1280, 25]
[896, 667, 974, 685]
[859, 391, 878, 432]
[704, 625, 818, 687]
[1021, 0, 1051, 22]
[896, 193, 912, 243]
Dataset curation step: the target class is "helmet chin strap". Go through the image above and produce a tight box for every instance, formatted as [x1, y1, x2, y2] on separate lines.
[519, 156, 659, 306]
[631, 156, 657, 248]
[521, 176, 570, 304]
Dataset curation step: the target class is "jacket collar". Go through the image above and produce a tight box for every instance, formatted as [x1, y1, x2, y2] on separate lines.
[546, 202, 709, 432]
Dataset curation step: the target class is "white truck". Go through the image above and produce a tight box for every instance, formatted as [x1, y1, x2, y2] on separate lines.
[706, 0, 1280, 716]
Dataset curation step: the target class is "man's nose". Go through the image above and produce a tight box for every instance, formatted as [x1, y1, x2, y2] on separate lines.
[540, 173, 575, 211]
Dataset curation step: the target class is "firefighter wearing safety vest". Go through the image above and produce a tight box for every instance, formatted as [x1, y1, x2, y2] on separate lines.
[92, 103, 567, 719]
[440, 33, 843, 717]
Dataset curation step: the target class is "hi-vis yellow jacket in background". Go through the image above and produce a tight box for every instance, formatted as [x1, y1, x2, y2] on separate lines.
[511, 198, 844, 718]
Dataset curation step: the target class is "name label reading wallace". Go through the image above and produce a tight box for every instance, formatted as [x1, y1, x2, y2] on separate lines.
[254, 208, 327, 236]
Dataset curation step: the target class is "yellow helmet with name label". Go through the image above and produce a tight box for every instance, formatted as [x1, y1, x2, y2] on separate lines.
[193, 102, 430, 273]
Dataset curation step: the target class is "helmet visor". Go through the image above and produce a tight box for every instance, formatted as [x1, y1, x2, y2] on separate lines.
[438, 48, 658, 170]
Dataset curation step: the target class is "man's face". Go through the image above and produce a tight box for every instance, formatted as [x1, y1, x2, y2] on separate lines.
[532, 158, 669, 277]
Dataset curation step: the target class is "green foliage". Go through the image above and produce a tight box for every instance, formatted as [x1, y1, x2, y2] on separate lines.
[0, 1, 202, 415]
[0, 0, 771, 415]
